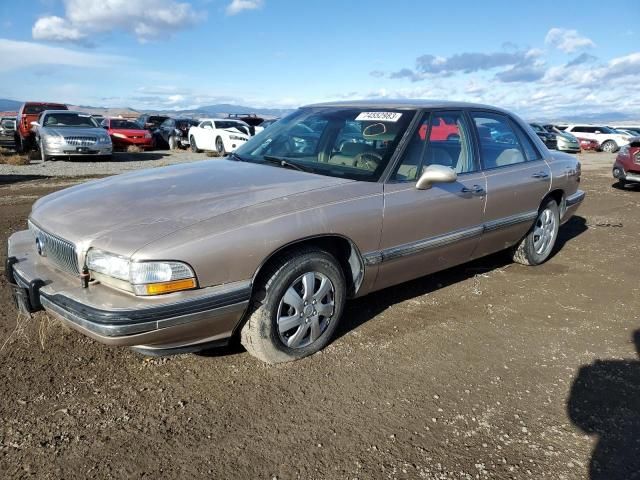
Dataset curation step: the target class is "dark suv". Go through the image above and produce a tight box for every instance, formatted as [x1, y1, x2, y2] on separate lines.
[136, 114, 170, 131]
[228, 113, 264, 136]
[155, 118, 198, 149]
[15, 102, 68, 152]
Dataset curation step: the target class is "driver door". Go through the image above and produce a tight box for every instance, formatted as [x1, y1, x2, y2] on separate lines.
[375, 110, 486, 291]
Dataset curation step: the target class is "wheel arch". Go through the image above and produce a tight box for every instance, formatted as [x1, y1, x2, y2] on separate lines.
[541, 188, 565, 216]
[250, 234, 366, 300]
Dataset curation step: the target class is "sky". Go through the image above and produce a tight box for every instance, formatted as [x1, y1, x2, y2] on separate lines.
[0, 0, 639, 119]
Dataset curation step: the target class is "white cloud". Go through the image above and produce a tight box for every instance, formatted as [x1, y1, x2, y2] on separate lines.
[226, 0, 264, 16]
[32, 0, 201, 44]
[0, 38, 128, 72]
[33, 16, 89, 45]
[545, 28, 595, 53]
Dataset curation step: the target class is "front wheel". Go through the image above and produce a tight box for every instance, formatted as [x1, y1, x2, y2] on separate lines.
[240, 248, 346, 364]
[601, 140, 618, 153]
[168, 136, 178, 150]
[216, 136, 225, 155]
[190, 136, 200, 153]
[512, 199, 560, 266]
[39, 141, 49, 162]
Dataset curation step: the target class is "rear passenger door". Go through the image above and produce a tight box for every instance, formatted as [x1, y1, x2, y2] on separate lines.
[471, 111, 551, 257]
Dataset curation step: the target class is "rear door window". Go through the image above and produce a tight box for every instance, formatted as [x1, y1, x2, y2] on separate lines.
[471, 112, 526, 169]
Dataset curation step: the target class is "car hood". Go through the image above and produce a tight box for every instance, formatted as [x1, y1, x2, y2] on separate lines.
[30, 160, 352, 256]
[43, 127, 106, 137]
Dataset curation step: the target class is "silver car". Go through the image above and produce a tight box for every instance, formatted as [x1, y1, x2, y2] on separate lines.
[33, 110, 112, 161]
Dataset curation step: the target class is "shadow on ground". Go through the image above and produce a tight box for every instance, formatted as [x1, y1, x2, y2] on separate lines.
[611, 181, 640, 191]
[0, 174, 50, 186]
[335, 215, 587, 341]
[568, 330, 640, 479]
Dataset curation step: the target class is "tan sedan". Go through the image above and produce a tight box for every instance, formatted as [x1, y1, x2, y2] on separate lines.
[6, 100, 584, 363]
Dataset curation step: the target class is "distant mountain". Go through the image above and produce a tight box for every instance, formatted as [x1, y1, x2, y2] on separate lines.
[0, 98, 22, 111]
[145, 104, 294, 119]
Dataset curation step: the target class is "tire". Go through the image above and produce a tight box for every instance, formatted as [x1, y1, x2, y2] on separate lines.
[168, 136, 178, 150]
[240, 248, 346, 364]
[601, 140, 618, 153]
[190, 136, 201, 153]
[512, 199, 560, 266]
[39, 140, 49, 162]
[216, 136, 225, 156]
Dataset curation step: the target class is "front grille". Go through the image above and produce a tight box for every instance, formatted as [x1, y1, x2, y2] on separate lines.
[28, 221, 80, 275]
[64, 136, 97, 147]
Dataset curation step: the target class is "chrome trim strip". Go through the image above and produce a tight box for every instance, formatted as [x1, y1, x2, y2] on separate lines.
[483, 210, 538, 233]
[363, 210, 539, 264]
[566, 190, 585, 207]
[384, 225, 484, 261]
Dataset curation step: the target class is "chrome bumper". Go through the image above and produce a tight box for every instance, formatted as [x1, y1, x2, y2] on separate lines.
[6, 229, 250, 350]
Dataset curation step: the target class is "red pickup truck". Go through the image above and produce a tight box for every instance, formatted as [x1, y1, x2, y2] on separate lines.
[15, 102, 68, 152]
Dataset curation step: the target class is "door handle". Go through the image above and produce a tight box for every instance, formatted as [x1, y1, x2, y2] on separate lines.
[532, 172, 550, 179]
[461, 185, 485, 195]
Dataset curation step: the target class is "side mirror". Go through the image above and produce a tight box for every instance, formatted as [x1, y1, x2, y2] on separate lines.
[30, 121, 39, 127]
[416, 165, 457, 190]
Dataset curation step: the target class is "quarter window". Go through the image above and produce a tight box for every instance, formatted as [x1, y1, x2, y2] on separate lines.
[471, 112, 526, 169]
[393, 111, 476, 182]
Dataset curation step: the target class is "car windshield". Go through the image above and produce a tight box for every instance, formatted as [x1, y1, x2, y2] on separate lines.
[596, 126, 616, 134]
[233, 107, 415, 182]
[111, 120, 141, 130]
[215, 121, 246, 130]
[43, 113, 98, 128]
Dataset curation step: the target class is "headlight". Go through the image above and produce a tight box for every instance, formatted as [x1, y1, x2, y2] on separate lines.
[229, 135, 247, 141]
[97, 135, 111, 144]
[619, 145, 629, 156]
[112, 133, 126, 139]
[86, 249, 196, 295]
[45, 135, 63, 145]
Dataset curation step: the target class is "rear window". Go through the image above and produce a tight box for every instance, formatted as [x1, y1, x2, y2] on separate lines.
[24, 104, 66, 115]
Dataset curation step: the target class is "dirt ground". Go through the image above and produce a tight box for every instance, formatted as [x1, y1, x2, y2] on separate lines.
[0, 152, 639, 479]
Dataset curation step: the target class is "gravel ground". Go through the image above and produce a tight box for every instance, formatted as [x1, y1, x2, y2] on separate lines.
[0, 148, 212, 177]
[1, 150, 639, 479]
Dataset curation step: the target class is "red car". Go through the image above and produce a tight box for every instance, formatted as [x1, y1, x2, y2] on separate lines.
[613, 139, 640, 186]
[102, 118, 154, 150]
[418, 116, 460, 141]
[577, 137, 599, 151]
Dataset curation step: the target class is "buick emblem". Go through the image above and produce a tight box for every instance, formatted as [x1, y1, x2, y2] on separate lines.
[35, 237, 45, 257]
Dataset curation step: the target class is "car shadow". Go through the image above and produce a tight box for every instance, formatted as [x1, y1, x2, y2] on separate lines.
[611, 181, 640, 191]
[109, 152, 171, 162]
[334, 214, 588, 341]
[567, 330, 640, 479]
[0, 174, 50, 186]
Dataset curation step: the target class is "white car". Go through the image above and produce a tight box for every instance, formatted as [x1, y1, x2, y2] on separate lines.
[564, 125, 632, 153]
[188, 118, 251, 154]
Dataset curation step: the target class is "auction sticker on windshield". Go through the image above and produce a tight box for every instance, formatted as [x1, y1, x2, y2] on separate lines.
[355, 112, 403, 122]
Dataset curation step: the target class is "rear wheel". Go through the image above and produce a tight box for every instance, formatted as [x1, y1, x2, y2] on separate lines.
[512, 199, 560, 266]
[601, 140, 617, 153]
[216, 136, 225, 155]
[240, 248, 346, 364]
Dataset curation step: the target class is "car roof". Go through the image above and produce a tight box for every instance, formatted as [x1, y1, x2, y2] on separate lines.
[200, 118, 248, 123]
[303, 99, 511, 113]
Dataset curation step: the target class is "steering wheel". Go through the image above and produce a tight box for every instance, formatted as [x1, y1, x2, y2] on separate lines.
[354, 151, 383, 171]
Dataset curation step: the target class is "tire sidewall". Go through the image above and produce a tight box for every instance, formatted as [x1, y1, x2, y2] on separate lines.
[216, 137, 225, 154]
[257, 252, 346, 360]
[525, 200, 560, 265]
[603, 140, 617, 153]
[190, 136, 198, 152]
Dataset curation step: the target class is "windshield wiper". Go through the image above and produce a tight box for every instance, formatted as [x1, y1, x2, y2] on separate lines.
[227, 151, 246, 162]
[262, 155, 312, 173]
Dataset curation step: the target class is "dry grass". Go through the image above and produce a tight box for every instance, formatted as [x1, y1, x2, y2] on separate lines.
[206, 151, 222, 158]
[4, 155, 31, 166]
[126, 145, 142, 153]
